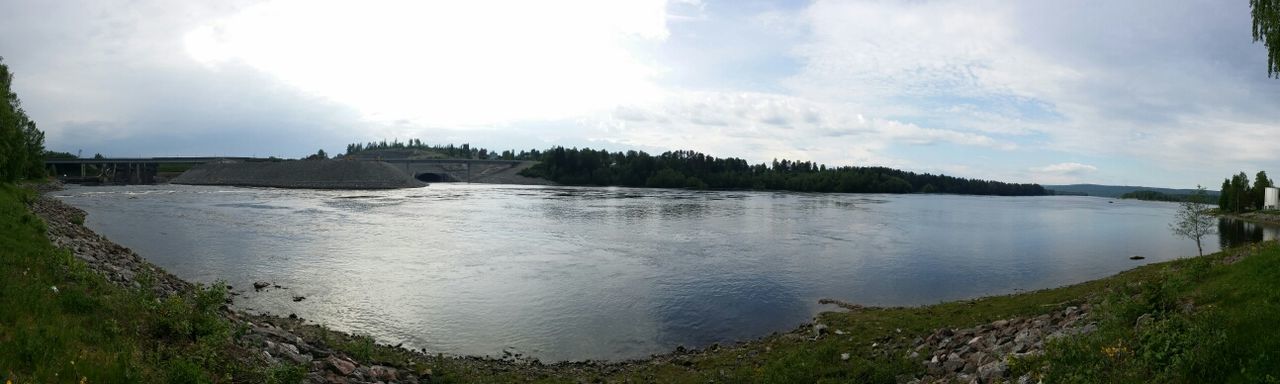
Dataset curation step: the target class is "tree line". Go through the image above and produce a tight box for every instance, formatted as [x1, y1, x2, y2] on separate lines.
[343, 139, 542, 161]
[1120, 190, 1192, 202]
[1219, 171, 1274, 213]
[518, 147, 1046, 196]
[0, 57, 46, 183]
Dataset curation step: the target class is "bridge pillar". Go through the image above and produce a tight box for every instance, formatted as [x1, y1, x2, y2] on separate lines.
[80, 163, 86, 178]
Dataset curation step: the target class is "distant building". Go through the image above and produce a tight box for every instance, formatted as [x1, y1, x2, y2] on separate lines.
[1266, 187, 1279, 210]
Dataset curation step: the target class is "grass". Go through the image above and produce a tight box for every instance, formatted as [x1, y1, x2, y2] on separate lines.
[0, 184, 295, 383]
[6, 180, 1280, 383]
[1028, 245, 1280, 383]
[157, 163, 196, 173]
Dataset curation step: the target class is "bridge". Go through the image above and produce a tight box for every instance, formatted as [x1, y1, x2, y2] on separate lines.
[45, 157, 258, 184]
[44, 157, 532, 184]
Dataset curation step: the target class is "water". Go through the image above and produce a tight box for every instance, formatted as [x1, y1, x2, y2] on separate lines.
[52, 184, 1270, 362]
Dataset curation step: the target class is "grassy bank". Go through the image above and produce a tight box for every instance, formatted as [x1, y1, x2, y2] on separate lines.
[5, 182, 1280, 383]
[0, 184, 303, 383]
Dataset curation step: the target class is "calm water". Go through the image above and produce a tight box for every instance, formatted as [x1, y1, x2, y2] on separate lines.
[53, 184, 1270, 361]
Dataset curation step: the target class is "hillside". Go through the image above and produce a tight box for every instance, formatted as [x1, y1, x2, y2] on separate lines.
[1044, 184, 1219, 198]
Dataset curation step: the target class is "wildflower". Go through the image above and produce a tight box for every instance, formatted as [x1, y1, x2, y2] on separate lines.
[51, 286, 59, 293]
[1101, 344, 1127, 359]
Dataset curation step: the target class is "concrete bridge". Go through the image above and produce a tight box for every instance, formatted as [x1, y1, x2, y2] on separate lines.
[45, 157, 257, 184]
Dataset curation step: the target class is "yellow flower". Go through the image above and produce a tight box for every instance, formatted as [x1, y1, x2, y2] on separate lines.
[1101, 344, 1128, 359]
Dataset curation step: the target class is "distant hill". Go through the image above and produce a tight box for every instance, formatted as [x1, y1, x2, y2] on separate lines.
[1044, 184, 1219, 198]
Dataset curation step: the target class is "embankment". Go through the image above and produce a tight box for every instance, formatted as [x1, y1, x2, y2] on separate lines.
[172, 160, 426, 189]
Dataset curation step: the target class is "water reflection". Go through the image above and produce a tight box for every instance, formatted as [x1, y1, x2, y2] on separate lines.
[1219, 217, 1280, 249]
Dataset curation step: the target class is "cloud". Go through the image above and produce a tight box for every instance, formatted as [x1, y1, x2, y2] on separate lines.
[3, 0, 1279, 187]
[1032, 163, 1098, 175]
[183, 0, 671, 126]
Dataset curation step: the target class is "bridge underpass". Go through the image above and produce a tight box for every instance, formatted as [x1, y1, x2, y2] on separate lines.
[380, 159, 526, 183]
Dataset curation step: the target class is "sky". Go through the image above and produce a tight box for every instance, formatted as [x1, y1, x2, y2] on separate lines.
[1, 0, 1277, 188]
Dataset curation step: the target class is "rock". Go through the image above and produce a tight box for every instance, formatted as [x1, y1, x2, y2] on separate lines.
[840, 353, 850, 361]
[968, 351, 988, 367]
[254, 281, 270, 291]
[1134, 313, 1153, 331]
[926, 360, 945, 376]
[368, 365, 398, 381]
[978, 360, 1008, 381]
[943, 358, 965, 373]
[1079, 323, 1099, 335]
[326, 356, 356, 375]
[293, 295, 306, 302]
[813, 323, 829, 336]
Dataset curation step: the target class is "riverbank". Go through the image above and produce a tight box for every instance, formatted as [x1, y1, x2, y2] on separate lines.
[1221, 209, 1280, 226]
[5, 182, 1278, 383]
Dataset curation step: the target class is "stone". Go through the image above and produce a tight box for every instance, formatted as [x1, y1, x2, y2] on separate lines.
[1079, 323, 1099, 335]
[840, 353, 850, 361]
[813, 323, 829, 336]
[368, 365, 398, 381]
[943, 358, 965, 373]
[326, 356, 356, 375]
[926, 361, 945, 376]
[978, 360, 1008, 381]
[254, 281, 271, 291]
[968, 351, 988, 367]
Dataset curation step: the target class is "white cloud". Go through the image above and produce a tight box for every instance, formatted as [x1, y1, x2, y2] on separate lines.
[184, 0, 671, 126]
[1032, 162, 1098, 175]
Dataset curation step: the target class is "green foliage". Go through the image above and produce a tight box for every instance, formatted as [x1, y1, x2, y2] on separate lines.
[1253, 0, 1280, 77]
[1169, 186, 1217, 256]
[344, 138, 542, 160]
[1219, 171, 1272, 213]
[1034, 243, 1280, 383]
[0, 57, 47, 182]
[1120, 190, 1187, 202]
[0, 184, 301, 383]
[524, 146, 1046, 195]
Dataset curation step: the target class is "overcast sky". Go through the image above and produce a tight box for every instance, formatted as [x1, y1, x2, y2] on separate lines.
[1, 0, 1276, 187]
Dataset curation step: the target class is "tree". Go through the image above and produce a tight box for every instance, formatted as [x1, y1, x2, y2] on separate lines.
[305, 149, 328, 160]
[1254, 171, 1273, 209]
[1253, 0, 1280, 77]
[1170, 186, 1218, 257]
[0, 56, 46, 182]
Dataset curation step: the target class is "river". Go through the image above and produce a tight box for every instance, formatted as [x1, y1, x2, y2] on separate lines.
[51, 184, 1275, 362]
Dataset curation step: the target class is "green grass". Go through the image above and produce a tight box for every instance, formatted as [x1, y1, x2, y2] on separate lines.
[157, 163, 196, 173]
[1029, 245, 1280, 383]
[0, 184, 291, 383]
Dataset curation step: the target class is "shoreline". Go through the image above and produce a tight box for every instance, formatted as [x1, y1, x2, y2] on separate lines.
[24, 181, 1175, 383]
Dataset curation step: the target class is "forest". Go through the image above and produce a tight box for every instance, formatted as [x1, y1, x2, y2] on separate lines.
[0, 57, 46, 182]
[1218, 171, 1274, 213]
[518, 147, 1046, 196]
[343, 139, 542, 161]
[1119, 190, 1188, 202]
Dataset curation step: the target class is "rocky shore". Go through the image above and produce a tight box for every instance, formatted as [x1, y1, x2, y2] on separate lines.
[905, 306, 1093, 383]
[30, 181, 1093, 383]
[172, 160, 427, 189]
